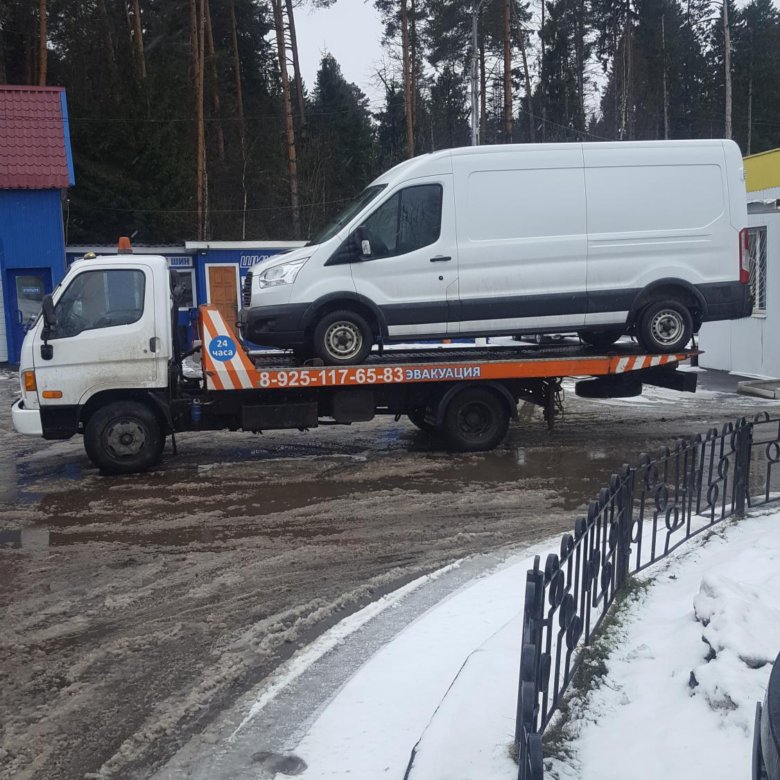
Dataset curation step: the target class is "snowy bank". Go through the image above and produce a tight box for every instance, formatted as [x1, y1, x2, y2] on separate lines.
[274, 510, 779, 780]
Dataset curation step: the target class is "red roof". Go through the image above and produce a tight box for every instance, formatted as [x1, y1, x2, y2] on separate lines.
[0, 85, 74, 190]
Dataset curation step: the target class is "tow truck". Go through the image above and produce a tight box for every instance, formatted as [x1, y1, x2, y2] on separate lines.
[11, 252, 698, 474]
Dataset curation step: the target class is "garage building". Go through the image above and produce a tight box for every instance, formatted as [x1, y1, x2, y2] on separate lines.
[0, 85, 74, 364]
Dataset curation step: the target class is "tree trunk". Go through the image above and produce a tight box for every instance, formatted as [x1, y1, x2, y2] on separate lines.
[575, 0, 585, 130]
[410, 0, 418, 149]
[470, 6, 479, 145]
[503, 0, 512, 142]
[271, 0, 301, 237]
[723, 0, 732, 139]
[96, 0, 119, 85]
[285, 0, 306, 133]
[190, 0, 207, 240]
[517, 22, 534, 141]
[619, 18, 632, 139]
[400, 0, 414, 158]
[38, 0, 47, 86]
[540, 0, 546, 141]
[0, 16, 7, 83]
[228, 0, 248, 238]
[479, 34, 487, 143]
[204, 0, 225, 160]
[662, 13, 669, 139]
[746, 72, 752, 155]
[131, 0, 146, 80]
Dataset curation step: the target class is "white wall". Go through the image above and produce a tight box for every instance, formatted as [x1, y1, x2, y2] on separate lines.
[699, 209, 780, 378]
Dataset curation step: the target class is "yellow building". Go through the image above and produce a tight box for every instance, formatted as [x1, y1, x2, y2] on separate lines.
[744, 148, 780, 201]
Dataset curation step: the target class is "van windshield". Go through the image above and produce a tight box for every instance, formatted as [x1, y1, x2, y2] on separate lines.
[308, 185, 387, 246]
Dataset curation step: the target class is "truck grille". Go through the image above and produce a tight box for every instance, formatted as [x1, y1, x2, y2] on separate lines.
[242, 271, 252, 307]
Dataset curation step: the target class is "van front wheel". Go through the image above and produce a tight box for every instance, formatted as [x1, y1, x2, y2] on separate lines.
[313, 310, 373, 365]
[637, 301, 693, 353]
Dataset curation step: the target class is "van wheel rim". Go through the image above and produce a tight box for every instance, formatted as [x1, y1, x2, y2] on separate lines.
[324, 321, 363, 359]
[105, 419, 147, 458]
[456, 402, 493, 438]
[650, 310, 683, 346]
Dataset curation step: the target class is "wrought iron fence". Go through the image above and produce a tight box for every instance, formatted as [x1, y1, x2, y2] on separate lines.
[515, 413, 780, 780]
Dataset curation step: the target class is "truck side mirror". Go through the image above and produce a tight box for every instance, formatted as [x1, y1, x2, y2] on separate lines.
[355, 226, 372, 259]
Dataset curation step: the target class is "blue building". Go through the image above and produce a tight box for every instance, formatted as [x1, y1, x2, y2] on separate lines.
[66, 241, 304, 347]
[0, 86, 74, 364]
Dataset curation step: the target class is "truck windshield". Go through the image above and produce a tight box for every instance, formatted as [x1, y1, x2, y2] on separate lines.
[307, 185, 387, 246]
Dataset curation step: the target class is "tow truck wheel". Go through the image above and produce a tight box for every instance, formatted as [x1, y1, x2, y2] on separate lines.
[407, 407, 438, 434]
[84, 401, 164, 475]
[313, 310, 373, 366]
[637, 300, 693, 353]
[442, 387, 510, 452]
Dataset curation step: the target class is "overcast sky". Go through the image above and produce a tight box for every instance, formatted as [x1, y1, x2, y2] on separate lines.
[294, 1, 386, 107]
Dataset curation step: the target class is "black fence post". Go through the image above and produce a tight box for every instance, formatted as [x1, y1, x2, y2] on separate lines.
[516, 559, 545, 780]
[734, 421, 753, 516]
[616, 466, 634, 591]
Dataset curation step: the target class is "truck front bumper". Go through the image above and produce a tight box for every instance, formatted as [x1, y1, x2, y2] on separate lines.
[11, 399, 42, 436]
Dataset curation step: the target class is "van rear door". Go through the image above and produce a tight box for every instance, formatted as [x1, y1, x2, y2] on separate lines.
[452, 146, 587, 335]
[583, 141, 732, 327]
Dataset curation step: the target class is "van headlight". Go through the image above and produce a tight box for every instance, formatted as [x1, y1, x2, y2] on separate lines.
[256, 258, 308, 288]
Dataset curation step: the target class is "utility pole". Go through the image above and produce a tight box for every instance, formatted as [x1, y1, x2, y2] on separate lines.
[470, 0, 490, 145]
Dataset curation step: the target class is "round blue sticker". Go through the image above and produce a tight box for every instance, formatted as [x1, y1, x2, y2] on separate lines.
[208, 336, 237, 362]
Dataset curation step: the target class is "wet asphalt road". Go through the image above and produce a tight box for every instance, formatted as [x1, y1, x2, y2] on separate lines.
[0, 365, 776, 779]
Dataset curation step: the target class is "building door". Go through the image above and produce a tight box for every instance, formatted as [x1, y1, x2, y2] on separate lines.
[207, 265, 239, 330]
[7, 269, 52, 363]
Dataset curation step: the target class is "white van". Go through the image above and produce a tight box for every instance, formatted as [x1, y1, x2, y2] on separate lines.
[239, 140, 751, 365]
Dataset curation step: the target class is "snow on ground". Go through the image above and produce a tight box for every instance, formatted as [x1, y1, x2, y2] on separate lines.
[270, 508, 779, 780]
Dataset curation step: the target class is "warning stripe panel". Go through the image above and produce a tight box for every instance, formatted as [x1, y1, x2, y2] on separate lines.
[201, 306, 260, 391]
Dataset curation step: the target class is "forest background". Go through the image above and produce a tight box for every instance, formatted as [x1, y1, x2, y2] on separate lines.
[2, 0, 778, 243]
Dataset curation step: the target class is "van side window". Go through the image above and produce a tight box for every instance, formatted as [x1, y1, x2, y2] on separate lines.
[50, 269, 146, 339]
[362, 184, 443, 259]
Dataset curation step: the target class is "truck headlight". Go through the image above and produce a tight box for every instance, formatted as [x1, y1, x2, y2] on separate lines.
[256, 258, 308, 288]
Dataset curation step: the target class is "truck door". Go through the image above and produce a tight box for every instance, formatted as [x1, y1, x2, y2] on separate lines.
[350, 178, 459, 338]
[32, 264, 161, 405]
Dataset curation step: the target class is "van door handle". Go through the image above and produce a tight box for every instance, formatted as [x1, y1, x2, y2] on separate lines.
[430, 255, 452, 262]
[149, 337, 159, 353]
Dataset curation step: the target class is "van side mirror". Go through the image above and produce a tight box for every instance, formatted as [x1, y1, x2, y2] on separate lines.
[355, 226, 372, 259]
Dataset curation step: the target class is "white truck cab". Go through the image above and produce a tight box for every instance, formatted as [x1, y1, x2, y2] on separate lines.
[12, 254, 172, 448]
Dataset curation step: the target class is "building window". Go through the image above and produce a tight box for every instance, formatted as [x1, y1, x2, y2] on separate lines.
[171, 269, 196, 309]
[748, 226, 767, 314]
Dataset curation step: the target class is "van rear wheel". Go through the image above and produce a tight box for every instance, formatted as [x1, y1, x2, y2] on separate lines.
[313, 310, 373, 365]
[637, 301, 693, 353]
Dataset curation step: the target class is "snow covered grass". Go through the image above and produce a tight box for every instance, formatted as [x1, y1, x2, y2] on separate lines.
[546, 509, 780, 780]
